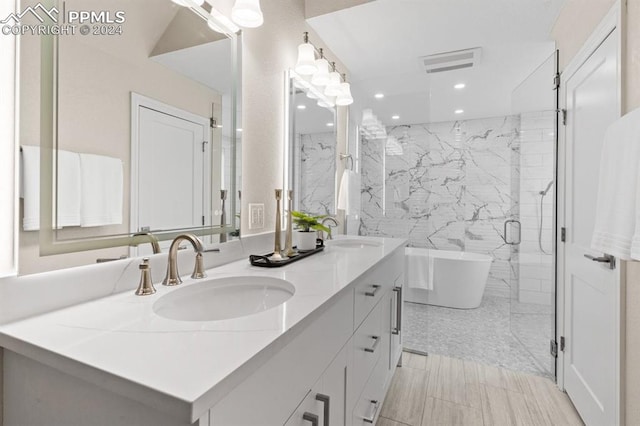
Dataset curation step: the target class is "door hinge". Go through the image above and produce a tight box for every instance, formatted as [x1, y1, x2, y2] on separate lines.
[561, 227, 566, 242]
[550, 340, 558, 358]
[210, 117, 217, 128]
[553, 72, 561, 90]
[560, 336, 566, 352]
[561, 109, 567, 126]
[202, 216, 205, 226]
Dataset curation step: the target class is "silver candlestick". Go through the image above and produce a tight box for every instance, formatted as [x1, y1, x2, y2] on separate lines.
[271, 189, 284, 260]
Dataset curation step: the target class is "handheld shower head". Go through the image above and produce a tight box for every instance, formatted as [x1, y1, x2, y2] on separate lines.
[539, 180, 554, 196]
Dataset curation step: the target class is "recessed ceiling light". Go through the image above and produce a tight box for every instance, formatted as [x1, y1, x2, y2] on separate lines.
[374, 93, 385, 99]
[326, 122, 334, 127]
[455, 109, 464, 114]
[297, 105, 306, 110]
[392, 115, 400, 120]
[454, 83, 466, 89]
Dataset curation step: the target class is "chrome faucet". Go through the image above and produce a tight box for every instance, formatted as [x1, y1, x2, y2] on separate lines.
[319, 217, 340, 240]
[163, 233, 206, 286]
[131, 232, 161, 254]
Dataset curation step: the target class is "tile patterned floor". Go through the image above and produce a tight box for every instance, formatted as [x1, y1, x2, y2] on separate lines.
[403, 295, 552, 377]
[377, 352, 583, 426]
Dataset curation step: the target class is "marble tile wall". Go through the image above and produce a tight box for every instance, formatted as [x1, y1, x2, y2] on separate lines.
[517, 111, 555, 305]
[360, 116, 521, 294]
[295, 132, 336, 216]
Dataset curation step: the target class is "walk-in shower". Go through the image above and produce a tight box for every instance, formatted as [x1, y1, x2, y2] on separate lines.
[356, 52, 559, 377]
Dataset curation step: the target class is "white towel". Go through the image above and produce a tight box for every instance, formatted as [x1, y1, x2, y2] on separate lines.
[337, 170, 350, 212]
[21, 145, 40, 231]
[57, 150, 82, 227]
[21, 146, 81, 231]
[337, 170, 361, 216]
[591, 107, 640, 260]
[405, 248, 435, 290]
[79, 153, 123, 227]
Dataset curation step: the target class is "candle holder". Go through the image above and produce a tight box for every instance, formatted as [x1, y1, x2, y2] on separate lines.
[271, 189, 284, 260]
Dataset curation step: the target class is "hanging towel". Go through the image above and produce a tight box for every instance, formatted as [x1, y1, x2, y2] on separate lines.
[337, 170, 362, 216]
[21, 146, 81, 231]
[57, 150, 82, 227]
[21, 145, 41, 231]
[405, 247, 434, 290]
[79, 153, 124, 227]
[337, 169, 350, 212]
[591, 107, 640, 260]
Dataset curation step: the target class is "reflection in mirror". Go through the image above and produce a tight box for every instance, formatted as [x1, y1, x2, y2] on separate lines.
[18, 0, 241, 272]
[286, 70, 337, 216]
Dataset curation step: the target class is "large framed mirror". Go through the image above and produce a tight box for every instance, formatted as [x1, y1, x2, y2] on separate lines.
[284, 70, 337, 217]
[19, 0, 241, 266]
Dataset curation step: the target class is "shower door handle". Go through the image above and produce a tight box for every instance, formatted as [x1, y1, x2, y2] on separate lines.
[584, 254, 616, 270]
[503, 219, 521, 245]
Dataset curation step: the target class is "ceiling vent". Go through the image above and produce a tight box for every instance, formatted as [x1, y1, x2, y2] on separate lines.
[419, 47, 482, 74]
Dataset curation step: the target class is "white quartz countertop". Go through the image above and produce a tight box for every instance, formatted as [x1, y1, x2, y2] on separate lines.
[0, 236, 407, 423]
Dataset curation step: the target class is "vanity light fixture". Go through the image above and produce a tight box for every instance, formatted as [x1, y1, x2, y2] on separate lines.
[454, 83, 466, 89]
[311, 49, 331, 87]
[295, 32, 318, 76]
[294, 32, 354, 106]
[374, 93, 385, 99]
[455, 109, 464, 114]
[231, 0, 264, 28]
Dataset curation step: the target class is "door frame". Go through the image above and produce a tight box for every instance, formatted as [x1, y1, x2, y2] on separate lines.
[556, 1, 624, 423]
[129, 93, 212, 251]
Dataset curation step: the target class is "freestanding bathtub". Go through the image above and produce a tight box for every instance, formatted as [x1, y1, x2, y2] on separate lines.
[405, 248, 493, 309]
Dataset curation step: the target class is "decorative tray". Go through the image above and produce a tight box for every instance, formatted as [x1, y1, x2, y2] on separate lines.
[249, 239, 324, 268]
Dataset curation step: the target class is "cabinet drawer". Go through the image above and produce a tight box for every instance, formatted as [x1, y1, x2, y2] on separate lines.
[351, 299, 383, 398]
[352, 357, 386, 426]
[354, 251, 403, 329]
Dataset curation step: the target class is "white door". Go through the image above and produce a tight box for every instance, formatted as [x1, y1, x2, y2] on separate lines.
[561, 25, 620, 426]
[134, 104, 211, 253]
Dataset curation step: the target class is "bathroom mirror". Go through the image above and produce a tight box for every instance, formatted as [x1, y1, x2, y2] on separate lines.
[285, 70, 337, 216]
[20, 0, 241, 266]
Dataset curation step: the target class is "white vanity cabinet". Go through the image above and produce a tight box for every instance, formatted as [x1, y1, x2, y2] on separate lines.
[0, 238, 406, 426]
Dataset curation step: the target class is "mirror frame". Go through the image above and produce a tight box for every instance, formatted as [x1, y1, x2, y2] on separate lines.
[283, 69, 338, 212]
[37, 0, 241, 256]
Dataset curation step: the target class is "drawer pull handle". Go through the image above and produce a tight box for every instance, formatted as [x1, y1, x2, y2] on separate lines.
[315, 393, 330, 426]
[392, 286, 402, 335]
[365, 285, 380, 297]
[303, 412, 319, 426]
[364, 336, 380, 353]
[363, 400, 380, 424]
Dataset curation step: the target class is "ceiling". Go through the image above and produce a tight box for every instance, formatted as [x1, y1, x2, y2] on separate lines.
[307, 0, 565, 125]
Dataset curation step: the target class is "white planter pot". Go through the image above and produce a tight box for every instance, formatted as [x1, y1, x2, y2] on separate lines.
[296, 231, 317, 251]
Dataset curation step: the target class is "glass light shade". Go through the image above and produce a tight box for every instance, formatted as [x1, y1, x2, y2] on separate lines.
[295, 43, 317, 76]
[231, 0, 264, 28]
[324, 72, 342, 96]
[311, 58, 330, 86]
[335, 82, 354, 106]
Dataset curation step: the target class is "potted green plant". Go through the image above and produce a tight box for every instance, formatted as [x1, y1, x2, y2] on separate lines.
[291, 211, 330, 251]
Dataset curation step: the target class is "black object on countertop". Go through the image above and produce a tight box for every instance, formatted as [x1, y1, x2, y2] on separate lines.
[249, 239, 324, 268]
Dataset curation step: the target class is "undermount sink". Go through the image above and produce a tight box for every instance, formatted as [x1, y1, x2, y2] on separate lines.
[153, 276, 295, 322]
[329, 239, 382, 249]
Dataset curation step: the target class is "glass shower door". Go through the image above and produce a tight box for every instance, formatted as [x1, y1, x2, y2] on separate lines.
[509, 51, 559, 377]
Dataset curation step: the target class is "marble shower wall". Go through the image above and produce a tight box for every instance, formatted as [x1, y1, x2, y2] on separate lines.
[360, 116, 520, 294]
[295, 132, 336, 216]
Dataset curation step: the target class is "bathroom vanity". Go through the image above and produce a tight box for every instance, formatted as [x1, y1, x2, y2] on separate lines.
[0, 236, 406, 426]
